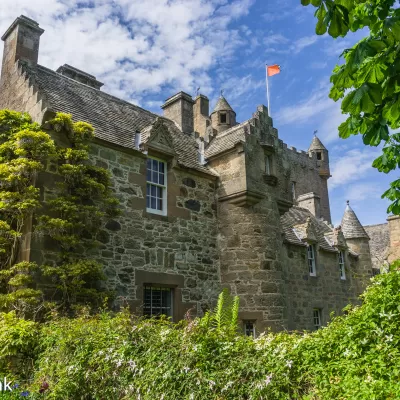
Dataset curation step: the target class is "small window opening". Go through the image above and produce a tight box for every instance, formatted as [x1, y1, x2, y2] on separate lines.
[339, 251, 346, 280]
[265, 155, 272, 175]
[313, 308, 322, 330]
[316, 152, 322, 160]
[220, 113, 227, 124]
[372, 268, 380, 277]
[308, 244, 316, 276]
[143, 286, 173, 319]
[291, 181, 296, 201]
[243, 321, 255, 338]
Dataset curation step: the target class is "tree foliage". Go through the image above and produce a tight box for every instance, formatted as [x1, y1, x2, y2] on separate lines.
[0, 110, 119, 318]
[302, 0, 400, 214]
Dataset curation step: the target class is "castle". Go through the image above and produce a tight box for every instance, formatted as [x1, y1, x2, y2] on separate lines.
[1, 15, 399, 334]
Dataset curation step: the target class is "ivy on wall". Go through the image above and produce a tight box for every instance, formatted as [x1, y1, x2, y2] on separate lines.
[0, 110, 119, 319]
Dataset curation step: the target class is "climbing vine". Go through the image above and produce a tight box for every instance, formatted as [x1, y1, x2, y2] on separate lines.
[0, 110, 119, 319]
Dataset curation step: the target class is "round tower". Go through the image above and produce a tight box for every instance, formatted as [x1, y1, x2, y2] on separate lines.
[210, 95, 236, 134]
[308, 134, 332, 223]
[308, 135, 330, 177]
[341, 201, 372, 294]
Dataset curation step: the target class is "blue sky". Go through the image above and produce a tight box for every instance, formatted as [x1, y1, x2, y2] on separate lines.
[0, 0, 396, 226]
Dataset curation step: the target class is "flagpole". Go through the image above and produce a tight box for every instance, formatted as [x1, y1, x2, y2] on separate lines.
[266, 64, 271, 117]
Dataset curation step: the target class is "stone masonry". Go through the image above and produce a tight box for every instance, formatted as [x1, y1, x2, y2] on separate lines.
[1, 15, 399, 333]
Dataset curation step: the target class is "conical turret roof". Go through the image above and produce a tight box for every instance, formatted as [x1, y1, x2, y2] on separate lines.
[211, 96, 235, 114]
[341, 201, 369, 239]
[308, 135, 327, 152]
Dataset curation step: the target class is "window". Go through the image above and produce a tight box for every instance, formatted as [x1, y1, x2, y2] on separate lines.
[313, 309, 322, 330]
[316, 152, 322, 160]
[143, 286, 173, 319]
[291, 181, 296, 201]
[372, 268, 380, 277]
[219, 112, 227, 124]
[339, 251, 346, 280]
[308, 244, 316, 276]
[265, 155, 272, 175]
[243, 321, 255, 338]
[146, 158, 167, 215]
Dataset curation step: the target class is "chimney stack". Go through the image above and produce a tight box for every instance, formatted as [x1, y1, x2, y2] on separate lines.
[193, 94, 210, 138]
[297, 192, 321, 219]
[161, 92, 194, 134]
[1, 15, 44, 78]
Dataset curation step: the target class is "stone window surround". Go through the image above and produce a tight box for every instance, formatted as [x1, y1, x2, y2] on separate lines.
[239, 311, 264, 337]
[132, 270, 197, 322]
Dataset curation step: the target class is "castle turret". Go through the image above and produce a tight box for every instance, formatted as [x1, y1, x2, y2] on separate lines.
[308, 135, 330, 177]
[308, 134, 331, 223]
[341, 201, 372, 293]
[210, 95, 236, 134]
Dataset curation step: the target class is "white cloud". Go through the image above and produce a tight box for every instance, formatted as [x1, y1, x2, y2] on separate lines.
[291, 35, 320, 54]
[276, 81, 333, 125]
[263, 34, 289, 46]
[276, 79, 349, 144]
[329, 148, 381, 190]
[343, 182, 382, 203]
[0, 0, 255, 103]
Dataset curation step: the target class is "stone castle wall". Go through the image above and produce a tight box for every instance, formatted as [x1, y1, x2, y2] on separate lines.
[31, 137, 222, 320]
[283, 243, 363, 331]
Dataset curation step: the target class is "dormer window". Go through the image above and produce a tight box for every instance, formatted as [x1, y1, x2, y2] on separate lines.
[219, 112, 227, 124]
[146, 157, 167, 215]
[316, 152, 322, 160]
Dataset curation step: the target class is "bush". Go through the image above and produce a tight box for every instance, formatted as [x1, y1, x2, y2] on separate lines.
[0, 266, 399, 399]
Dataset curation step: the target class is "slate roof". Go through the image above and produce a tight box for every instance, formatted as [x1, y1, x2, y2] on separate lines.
[341, 202, 369, 239]
[308, 135, 327, 151]
[281, 206, 338, 252]
[205, 123, 247, 159]
[211, 96, 235, 114]
[23, 63, 214, 176]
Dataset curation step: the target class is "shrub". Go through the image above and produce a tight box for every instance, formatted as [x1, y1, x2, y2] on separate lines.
[0, 265, 398, 399]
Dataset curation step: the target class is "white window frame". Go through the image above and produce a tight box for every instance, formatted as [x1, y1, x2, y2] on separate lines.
[308, 244, 316, 276]
[146, 157, 167, 216]
[339, 250, 346, 280]
[243, 320, 256, 338]
[265, 154, 272, 175]
[313, 308, 321, 330]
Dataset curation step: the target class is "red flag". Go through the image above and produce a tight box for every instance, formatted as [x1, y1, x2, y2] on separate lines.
[267, 64, 280, 77]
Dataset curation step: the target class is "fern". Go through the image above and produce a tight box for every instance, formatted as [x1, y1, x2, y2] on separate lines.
[200, 289, 240, 335]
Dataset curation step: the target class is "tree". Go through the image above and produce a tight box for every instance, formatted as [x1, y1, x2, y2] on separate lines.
[302, 0, 400, 214]
[0, 110, 119, 318]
